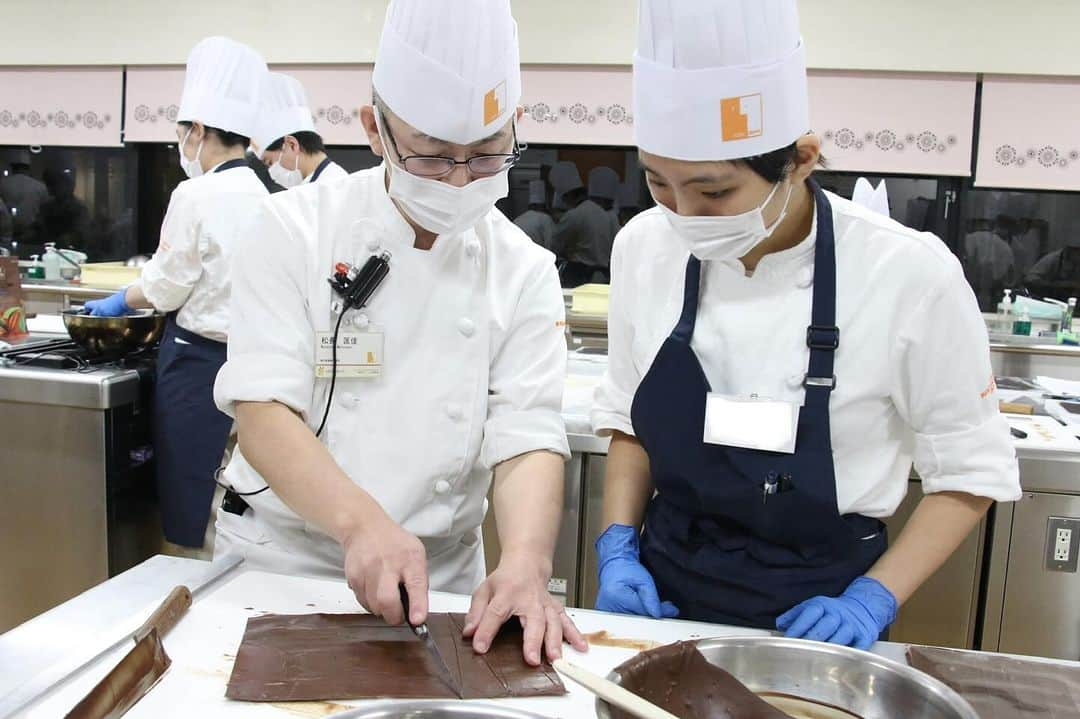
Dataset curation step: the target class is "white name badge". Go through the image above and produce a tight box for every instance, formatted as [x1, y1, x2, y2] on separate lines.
[315, 329, 383, 379]
[704, 394, 800, 454]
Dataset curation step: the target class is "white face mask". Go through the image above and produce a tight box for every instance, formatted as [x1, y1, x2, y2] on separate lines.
[178, 128, 204, 179]
[269, 149, 303, 188]
[376, 114, 509, 237]
[660, 180, 795, 262]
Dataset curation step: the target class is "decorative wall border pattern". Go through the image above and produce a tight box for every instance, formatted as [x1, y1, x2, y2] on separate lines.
[0, 108, 113, 131]
[821, 128, 959, 154]
[316, 105, 358, 125]
[131, 104, 178, 125]
[993, 144, 1080, 169]
[523, 101, 633, 126]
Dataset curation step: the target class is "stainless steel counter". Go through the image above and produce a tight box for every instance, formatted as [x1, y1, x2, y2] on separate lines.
[0, 363, 140, 409]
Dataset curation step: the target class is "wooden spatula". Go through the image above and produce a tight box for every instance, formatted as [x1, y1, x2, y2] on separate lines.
[553, 658, 681, 719]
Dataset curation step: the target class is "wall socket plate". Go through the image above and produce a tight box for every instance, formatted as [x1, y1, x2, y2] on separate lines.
[1046, 517, 1080, 572]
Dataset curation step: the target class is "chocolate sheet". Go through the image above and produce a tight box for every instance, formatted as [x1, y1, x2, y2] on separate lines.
[908, 645, 1080, 719]
[606, 641, 791, 719]
[226, 613, 565, 702]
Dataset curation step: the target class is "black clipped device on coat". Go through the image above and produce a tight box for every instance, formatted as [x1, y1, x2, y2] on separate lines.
[218, 251, 391, 508]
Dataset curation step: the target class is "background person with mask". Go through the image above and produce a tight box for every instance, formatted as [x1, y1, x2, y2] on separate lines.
[212, 0, 587, 667]
[591, 0, 1020, 650]
[85, 37, 269, 556]
[514, 179, 556, 252]
[255, 72, 347, 188]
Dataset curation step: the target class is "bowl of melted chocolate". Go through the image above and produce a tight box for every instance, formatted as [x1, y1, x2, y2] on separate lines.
[596, 637, 979, 719]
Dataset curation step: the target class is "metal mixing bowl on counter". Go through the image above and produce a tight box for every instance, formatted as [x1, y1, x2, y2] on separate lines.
[326, 703, 551, 719]
[61, 308, 166, 355]
[595, 636, 979, 719]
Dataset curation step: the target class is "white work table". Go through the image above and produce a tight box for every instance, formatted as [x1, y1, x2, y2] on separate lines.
[0, 555, 924, 719]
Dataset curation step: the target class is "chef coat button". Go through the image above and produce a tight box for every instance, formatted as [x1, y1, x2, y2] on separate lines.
[445, 404, 463, 421]
[434, 480, 452, 495]
[457, 318, 476, 337]
[366, 237, 381, 253]
[338, 392, 356, 407]
[465, 239, 480, 258]
[354, 313, 370, 330]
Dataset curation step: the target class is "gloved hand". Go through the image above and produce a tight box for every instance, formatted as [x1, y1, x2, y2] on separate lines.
[594, 523, 679, 619]
[84, 290, 131, 317]
[776, 576, 897, 651]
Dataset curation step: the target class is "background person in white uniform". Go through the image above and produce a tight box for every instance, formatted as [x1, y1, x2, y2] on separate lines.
[514, 179, 557, 252]
[254, 72, 348, 188]
[85, 37, 269, 553]
[591, 0, 1020, 650]
[212, 0, 587, 666]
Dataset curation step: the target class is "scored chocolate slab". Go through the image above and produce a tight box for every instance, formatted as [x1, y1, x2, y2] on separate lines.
[226, 612, 565, 702]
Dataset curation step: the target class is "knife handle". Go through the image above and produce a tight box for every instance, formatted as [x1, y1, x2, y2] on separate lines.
[134, 586, 192, 642]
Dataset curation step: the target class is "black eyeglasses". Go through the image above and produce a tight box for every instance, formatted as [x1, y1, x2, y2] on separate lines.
[379, 111, 522, 179]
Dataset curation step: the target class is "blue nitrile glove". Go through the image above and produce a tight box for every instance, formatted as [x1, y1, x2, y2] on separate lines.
[776, 576, 897, 651]
[84, 290, 131, 317]
[594, 524, 680, 619]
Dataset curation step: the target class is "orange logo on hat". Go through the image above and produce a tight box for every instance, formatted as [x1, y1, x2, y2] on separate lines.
[483, 81, 506, 126]
[720, 94, 763, 142]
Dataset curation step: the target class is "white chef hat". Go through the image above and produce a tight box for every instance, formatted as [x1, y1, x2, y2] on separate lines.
[254, 73, 317, 153]
[634, 0, 809, 162]
[177, 37, 267, 138]
[528, 179, 547, 205]
[372, 0, 521, 145]
[588, 167, 619, 200]
[549, 161, 583, 194]
[852, 178, 889, 217]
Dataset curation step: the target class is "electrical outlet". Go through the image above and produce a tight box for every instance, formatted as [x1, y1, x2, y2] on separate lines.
[1055, 528, 1072, 562]
[1046, 517, 1080, 572]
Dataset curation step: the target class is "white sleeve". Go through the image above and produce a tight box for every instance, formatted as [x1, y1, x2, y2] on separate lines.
[891, 259, 1021, 501]
[591, 231, 638, 437]
[213, 201, 315, 420]
[480, 260, 571, 469]
[138, 187, 201, 312]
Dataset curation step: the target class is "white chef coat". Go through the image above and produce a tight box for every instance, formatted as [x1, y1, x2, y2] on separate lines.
[138, 163, 268, 342]
[212, 165, 570, 587]
[593, 191, 1021, 519]
[303, 159, 349, 184]
[555, 199, 620, 267]
[514, 209, 556, 252]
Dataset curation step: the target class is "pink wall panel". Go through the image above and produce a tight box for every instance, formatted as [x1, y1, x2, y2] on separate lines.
[808, 71, 976, 177]
[517, 66, 634, 146]
[975, 76, 1080, 191]
[123, 67, 183, 142]
[0, 68, 122, 147]
[124, 65, 374, 145]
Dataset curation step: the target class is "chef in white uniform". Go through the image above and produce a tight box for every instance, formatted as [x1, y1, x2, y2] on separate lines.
[212, 0, 586, 665]
[254, 72, 348, 188]
[514, 179, 556, 251]
[85, 37, 269, 553]
[553, 163, 620, 286]
[591, 0, 1020, 650]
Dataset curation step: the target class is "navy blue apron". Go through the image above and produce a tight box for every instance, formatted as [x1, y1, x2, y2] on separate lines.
[632, 181, 887, 629]
[154, 157, 247, 547]
[310, 157, 333, 183]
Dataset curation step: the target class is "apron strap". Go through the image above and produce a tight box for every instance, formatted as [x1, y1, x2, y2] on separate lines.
[310, 157, 333, 183]
[672, 256, 702, 343]
[804, 180, 839, 408]
[214, 158, 250, 173]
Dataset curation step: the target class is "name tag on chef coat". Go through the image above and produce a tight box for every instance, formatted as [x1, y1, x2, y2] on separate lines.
[315, 329, 383, 379]
[704, 394, 800, 454]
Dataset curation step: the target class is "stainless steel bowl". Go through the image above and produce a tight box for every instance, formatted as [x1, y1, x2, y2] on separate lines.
[61, 308, 166, 355]
[595, 636, 979, 719]
[327, 702, 551, 719]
